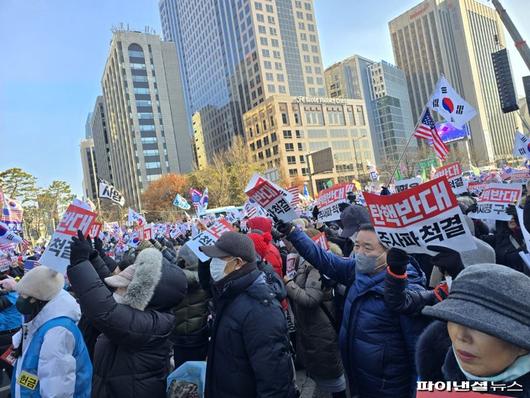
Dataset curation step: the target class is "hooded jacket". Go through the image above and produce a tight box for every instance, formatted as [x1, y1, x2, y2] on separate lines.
[68, 248, 187, 398]
[205, 264, 297, 398]
[417, 321, 530, 397]
[286, 228, 428, 398]
[12, 289, 90, 398]
[286, 256, 344, 380]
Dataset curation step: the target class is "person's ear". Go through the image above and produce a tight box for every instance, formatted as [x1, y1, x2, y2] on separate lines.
[234, 257, 244, 270]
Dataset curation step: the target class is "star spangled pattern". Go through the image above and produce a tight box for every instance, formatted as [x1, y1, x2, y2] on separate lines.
[414, 109, 449, 161]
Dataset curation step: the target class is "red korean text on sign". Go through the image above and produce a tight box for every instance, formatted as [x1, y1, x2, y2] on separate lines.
[55, 204, 97, 237]
[364, 177, 457, 228]
[87, 223, 102, 239]
[247, 181, 281, 208]
[480, 187, 520, 203]
[208, 219, 234, 239]
[433, 162, 462, 179]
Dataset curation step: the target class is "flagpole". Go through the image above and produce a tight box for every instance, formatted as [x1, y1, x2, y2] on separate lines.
[386, 112, 425, 187]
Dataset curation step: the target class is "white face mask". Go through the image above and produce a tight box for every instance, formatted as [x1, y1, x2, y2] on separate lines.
[210, 258, 229, 282]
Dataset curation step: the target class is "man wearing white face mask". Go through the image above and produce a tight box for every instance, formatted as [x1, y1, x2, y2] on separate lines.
[277, 221, 429, 398]
[199, 231, 298, 398]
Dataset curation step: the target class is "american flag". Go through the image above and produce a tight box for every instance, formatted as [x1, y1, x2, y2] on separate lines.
[287, 187, 300, 207]
[0, 190, 23, 223]
[414, 109, 449, 161]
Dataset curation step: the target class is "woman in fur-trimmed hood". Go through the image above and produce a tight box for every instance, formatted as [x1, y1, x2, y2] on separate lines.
[67, 231, 187, 398]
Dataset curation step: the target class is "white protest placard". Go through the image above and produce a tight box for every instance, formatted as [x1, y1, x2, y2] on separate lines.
[394, 178, 422, 193]
[313, 183, 356, 223]
[40, 202, 98, 274]
[243, 198, 268, 219]
[285, 253, 298, 279]
[185, 219, 234, 262]
[364, 177, 476, 254]
[245, 176, 297, 222]
[467, 182, 487, 196]
[468, 183, 521, 221]
[433, 162, 466, 195]
[245, 174, 294, 203]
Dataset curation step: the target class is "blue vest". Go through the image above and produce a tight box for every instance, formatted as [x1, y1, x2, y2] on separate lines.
[12, 316, 92, 398]
[0, 292, 22, 331]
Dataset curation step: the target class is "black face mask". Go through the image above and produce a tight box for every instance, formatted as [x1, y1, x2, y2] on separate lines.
[16, 297, 45, 320]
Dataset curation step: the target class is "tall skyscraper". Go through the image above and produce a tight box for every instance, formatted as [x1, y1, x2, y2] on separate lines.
[325, 56, 415, 172]
[88, 96, 113, 184]
[389, 0, 518, 166]
[80, 139, 98, 202]
[101, 29, 192, 209]
[159, 0, 326, 160]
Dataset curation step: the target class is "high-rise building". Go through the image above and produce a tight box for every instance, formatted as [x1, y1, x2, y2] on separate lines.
[389, 0, 518, 166]
[243, 95, 376, 193]
[80, 139, 98, 202]
[101, 29, 192, 209]
[159, 0, 326, 160]
[325, 56, 415, 173]
[88, 96, 113, 184]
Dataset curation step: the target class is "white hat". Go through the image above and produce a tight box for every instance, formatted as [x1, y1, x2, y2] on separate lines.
[16, 266, 64, 301]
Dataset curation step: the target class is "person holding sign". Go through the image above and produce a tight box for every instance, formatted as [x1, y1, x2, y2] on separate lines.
[283, 228, 346, 398]
[10, 266, 92, 398]
[276, 221, 428, 398]
[417, 264, 530, 395]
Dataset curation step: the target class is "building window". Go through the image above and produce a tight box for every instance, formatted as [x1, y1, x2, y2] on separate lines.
[296, 130, 304, 138]
[143, 149, 159, 157]
[299, 155, 305, 163]
[145, 161, 161, 169]
[282, 113, 288, 125]
[297, 143, 306, 151]
[273, 145, 279, 155]
[258, 152, 264, 160]
[279, 86, 286, 93]
[250, 143, 255, 151]
[289, 169, 299, 176]
[257, 13, 264, 22]
[271, 132, 277, 142]
[141, 137, 157, 144]
[268, 84, 276, 93]
[257, 139, 262, 148]
[263, 136, 269, 145]
[287, 156, 296, 165]
[283, 130, 292, 139]
[285, 143, 294, 152]
[265, 148, 272, 157]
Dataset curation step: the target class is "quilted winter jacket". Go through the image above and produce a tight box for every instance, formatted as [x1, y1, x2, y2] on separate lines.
[287, 229, 429, 398]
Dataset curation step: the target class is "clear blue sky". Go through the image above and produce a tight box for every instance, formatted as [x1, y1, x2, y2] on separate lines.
[0, 0, 528, 196]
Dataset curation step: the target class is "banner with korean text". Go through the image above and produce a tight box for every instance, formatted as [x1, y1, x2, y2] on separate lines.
[364, 177, 476, 254]
[468, 183, 521, 221]
[314, 183, 356, 222]
[185, 219, 234, 262]
[40, 202, 98, 273]
[433, 162, 466, 195]
[245, 176, 297, 222]
[394, 178, 422, 193]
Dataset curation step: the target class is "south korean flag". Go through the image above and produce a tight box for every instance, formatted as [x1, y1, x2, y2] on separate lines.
[429, 76, 477, 129]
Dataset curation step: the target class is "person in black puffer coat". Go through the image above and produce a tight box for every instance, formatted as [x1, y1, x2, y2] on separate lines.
[68, 231, 187, 398]
[199, 232, 298, 398]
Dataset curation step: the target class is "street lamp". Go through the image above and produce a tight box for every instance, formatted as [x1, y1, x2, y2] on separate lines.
[352, 135, 367, 181]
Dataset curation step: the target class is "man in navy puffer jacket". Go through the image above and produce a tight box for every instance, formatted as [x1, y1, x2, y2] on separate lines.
[278, 221, 428, 398]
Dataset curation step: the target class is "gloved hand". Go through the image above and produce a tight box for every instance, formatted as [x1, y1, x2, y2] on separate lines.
[94, 237, 105, 254]
[275, 220, 295, 237]
[70, 230, 92, 266]
[149, 239, 164, 251]
[427, 245, 464, 279]
[386, 248, 409, 276]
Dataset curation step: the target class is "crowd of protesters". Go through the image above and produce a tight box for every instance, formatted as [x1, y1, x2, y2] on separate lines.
[0, 183, 529, 398]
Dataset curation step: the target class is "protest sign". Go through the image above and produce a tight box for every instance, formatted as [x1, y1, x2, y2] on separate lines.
[243, 198, 268, 219]
[0, 222, 23, 246]
[394, 178, 422, 193]
[467, 182, 487, 196]
[468, 183, 521, 221]
[87, 222, 102, 239]
[364, 177, 476, 254]
[313, 183, 356, 222]
[434, 162, 466, 195]
[245, 176, 297, 222]
[139, 224, 153, 241]
[40, 202, 98, 274]
[185, 219, 234, 262]
[245, 174, 294, 203]
[128, 208, 145, 226]
[0, 257, 10, 273]
[516, 206, 530, 272]
[285, 253, 298, 279]
[311, 232, 329, 251]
